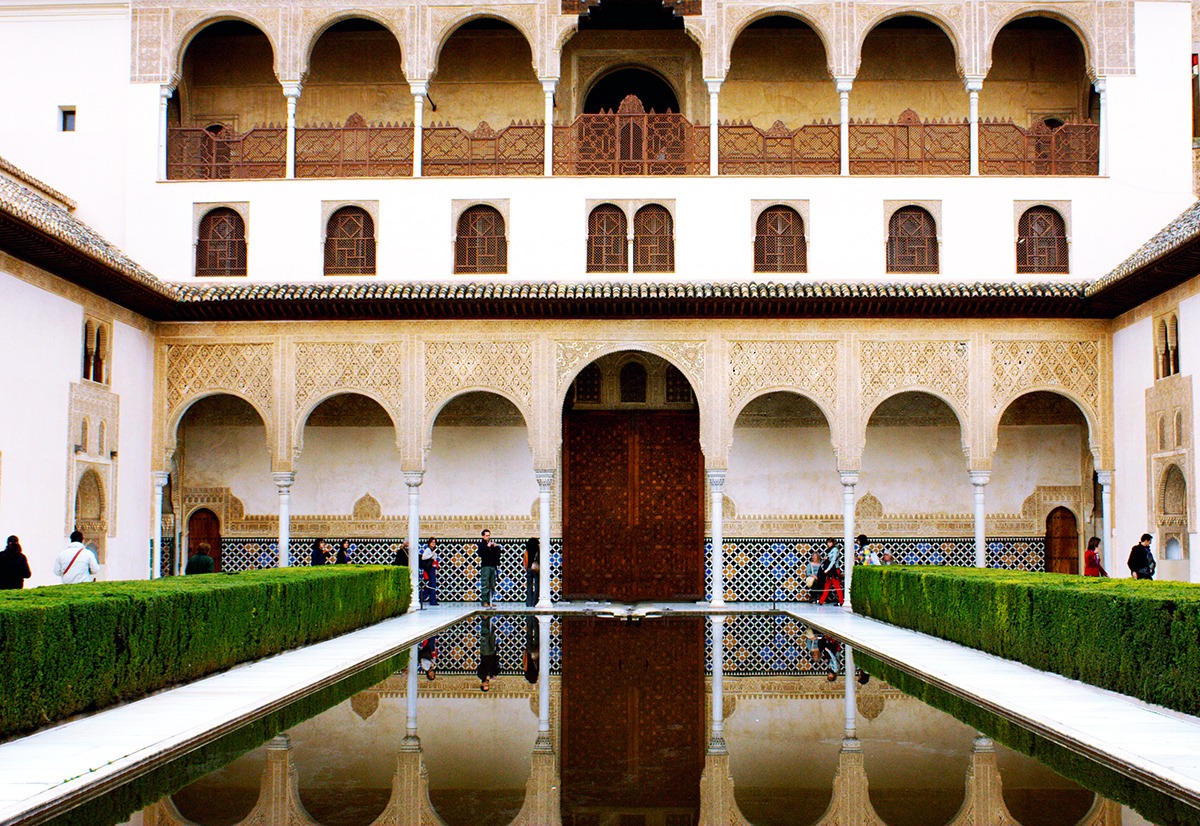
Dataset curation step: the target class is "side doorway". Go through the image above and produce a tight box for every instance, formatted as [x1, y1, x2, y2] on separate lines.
[1045, 506, 1079, 574]
[187, 508, 222, 572]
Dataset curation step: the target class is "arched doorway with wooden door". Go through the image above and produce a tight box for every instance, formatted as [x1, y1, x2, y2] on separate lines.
[1045, 507, 1079, 574]
[74, 468, 107, 562]
[562, 352, 703, 602]
[187, 508, 222, 572]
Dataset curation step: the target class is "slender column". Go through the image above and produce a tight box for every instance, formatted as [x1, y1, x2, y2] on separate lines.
[411, 82, 427, 177]
[537, 615, 552, 749]
[158, 86, 173, 181]
[152, 471, 169, 578]
[970, 471, 990, 568]
[844, 644, 857, 739]
[1097, 470, 1114, 574]
[965, 76, 983, 176]
[840, 472, 857, 611]
[536, 470, 554, 608]
[273, 471, 295, 567]
[707, 80, 721, 176]
[282, 82, 302, 179]
[405, 472, 423, 607]
[708, 470, 727, 607]
[1094, 77, 1108, 176]
[709, 615, 726, 752]
[407, 642, 419, 738]
[541, 78, 556, 177]
[836, 78, 853, 176]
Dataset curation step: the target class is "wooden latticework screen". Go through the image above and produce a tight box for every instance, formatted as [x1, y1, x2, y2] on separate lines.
[633, 205, 674, 272]
[849, 110, 969, 175]
[324, 207, 376, 275]
[454, 205, 507, 274]
[167, 127, 286, 180]
[552, 95, 709, 176]
[980, 120, 1098, 176]
[754, 206, 807, 272]
[586, 204, 627, 272]
[886, 206, 938, 273]
[195, 208, 248, 276]
[1016, 206, 1068, 273]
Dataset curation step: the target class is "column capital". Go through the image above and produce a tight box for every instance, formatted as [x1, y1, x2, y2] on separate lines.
[1096, 469, 1114, 486]
[968, 470, 991, 486]
[272, 471, 296, 489]
[152, 470, 170, 488]
[410, 81, 429, 97]
[1092, 76, 1107, 93]
[835, 77, 854, 94]
[403, 470, 425, 487]
[159, 84, 175, 100]
[705, 79, 723, 95]
[706, 469, 726, 489]
[535, 469, 555, 489]
[539, 77, 558, 94]
[839, 471, 859, 487]
[281, 81, 303, 99]
[963, 75, 984, 93]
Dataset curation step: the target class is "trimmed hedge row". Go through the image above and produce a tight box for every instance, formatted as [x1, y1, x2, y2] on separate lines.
[852, 566, 1200, 716]
[0, 566, 411, 737]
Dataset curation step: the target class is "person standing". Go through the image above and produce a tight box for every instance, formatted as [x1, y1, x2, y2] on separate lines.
[523, 537, 539, 607]
[185, 542, 216, 574]
[418, 636, 438, 681]
[817, 538, 844, 605]
[477, 615, 500, 692]
[1084, 537, 1108, 577]
[478, 529, 501, 608]
[336, 539, 352, 564]
[54, 530, 100, 584]
[419, 537, 439, 607]
[0, 535, 32, 589]
[1127, 533, 1156, 580]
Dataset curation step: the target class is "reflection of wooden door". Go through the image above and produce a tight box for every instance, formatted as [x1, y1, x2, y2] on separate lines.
[563, 411, 703, 601]
[1045, 507, 1078, 574]
[188, 508, 222, 572]
[561, 617, 703, 819]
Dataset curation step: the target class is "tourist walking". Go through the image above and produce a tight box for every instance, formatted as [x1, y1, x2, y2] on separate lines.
[816, 539, 844, 605]
[478, 529, 501, 608]
[802, 550, 822, 602]
[1084, 537, 1108, 577]
[524, 537, 539, 607]
[392, 539, 409, 567]
[53, 530, 99, 584]
[0, 535, 31, 589]
[419, 537, 439, 607]
[336, 539, 352, 564]
[1127, 533, 1156, 579]
[310, 538, 326, 566]
[185, 542, 215, 574]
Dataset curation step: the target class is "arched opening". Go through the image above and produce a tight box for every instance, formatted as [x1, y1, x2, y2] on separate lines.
[724, 16, 834, 126]
[1016, 206, 1068, 273]
[301, 19, 406, 127]
[430, 19, 541, 128]
[324, 206, 376, 275]
[562, 351, 702, 600]
[887, 206, 938, 273]
[1161, 464, 1188, 561]
[755, 206, 807, 273]
[75, 469, 106, 563]
[856, 17, 960, 122]
[584, 66, 679, 114]
[196, 207, 247, 277]
[1044, 506, 1078, 574]
[454, 205, 507, 274]
[632, 204, 674, 272]
[587, 204, 628, 272]
[985, 17, 1092, 126]
[187, 508, 222, 572]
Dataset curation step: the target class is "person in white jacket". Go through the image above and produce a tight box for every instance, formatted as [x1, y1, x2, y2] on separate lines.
[53, 531, 100, 584]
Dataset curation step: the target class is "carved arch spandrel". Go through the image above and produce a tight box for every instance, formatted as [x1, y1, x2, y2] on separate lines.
[423, 5, 544, 81]
[981, 3, 1103, 80]
[718, 4, 838, 79]
[166, 10, 289, 86]
[295, 9, 409, 80]
[852, 4, 970, 77]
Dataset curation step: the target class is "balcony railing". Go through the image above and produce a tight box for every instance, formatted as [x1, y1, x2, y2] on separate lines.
[167, 127, 286, 180]
[295, 114, 413, 178]
[553, 95, 709, 176]
[423, 121, 544, 176]
[980, 119, 1099, 176]
[718, 119, 839, 175]
[850, 109, 970, 175]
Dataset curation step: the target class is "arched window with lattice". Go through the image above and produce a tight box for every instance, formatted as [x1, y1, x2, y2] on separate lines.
[1016, 206, 1068, 273]
[633, 205, 674, 272]
[886, 206, 937, 273]
[325, 206, 376, 275]
[196, 207, 247, 276]
[587, 204, 628, 273]
[754, 206, 807, 272]
[455, 205, 507, 274]
[1156, 313, 1181, 379]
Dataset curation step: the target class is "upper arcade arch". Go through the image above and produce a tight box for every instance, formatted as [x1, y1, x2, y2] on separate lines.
[292, 390, 401, 460]
[722, 9, 835, 80]
[429, 13, 540, 83]
[983, 8, 1097, 81]
[992, 387, 1101, 467]
[425, 386, 536, 459]
[861, 387, 971, 462]
[173, 16, 282, 88]
[852, 9, 966, 79]
[166, 389, 273, 463]
[728, 387, 839, 459]
[297, 12, 406, 82]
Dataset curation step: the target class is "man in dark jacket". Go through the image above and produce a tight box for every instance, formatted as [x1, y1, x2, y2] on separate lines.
[185, 542, 215, 574]
[1127, 533, 1156, 579]
[477, 529, 502, 608]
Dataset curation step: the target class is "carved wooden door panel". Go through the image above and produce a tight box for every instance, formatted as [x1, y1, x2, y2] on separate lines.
[187, 508, 222, 572]
[563, 411, 702, 601]
[1045, 506, 1078, 574]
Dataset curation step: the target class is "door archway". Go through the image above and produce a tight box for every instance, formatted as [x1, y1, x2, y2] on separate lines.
[1045, 506, 1078, 574]
[188, 508, 222, 572]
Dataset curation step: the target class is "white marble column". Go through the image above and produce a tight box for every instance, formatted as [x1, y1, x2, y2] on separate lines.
[836, 78, 853, 176]
[1094, 77, 1108, 176]
[405, 471, 423, 607]
[965, 75, 983, 176]
[152, 471, 169, 578]
[541, 78, 556, 176]
[536, 470, 554, 608]
[844, 644, 857, 739]
[158, 86, 173, 181]
[1097, 470, 1114, 574]
[840, 472, 857, 611]
[406, 642, 419, 739]
[970, 471, 990, 568]
[710, 615, 726, 753]
[282, 82, 302, 179]
[411, 83, 427, 177]
[707, 80, 721, 176]
[537, 615, 552, 749]
[273, 471, 295, 567]
[708, 470, 727, 607]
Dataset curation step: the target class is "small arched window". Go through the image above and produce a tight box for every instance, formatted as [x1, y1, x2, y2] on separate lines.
[573, 363, 602, 404]
[1017, 207, 1068, 273]
[886, 206, 937, 273]
[620, 361, 648, 403]
[1157, 314, 1181, 379]
[455, 205, 506, 274]
[633, 205, 674, 273]
[755, 206, 807, 273]
[196, 207, 247, 277]
[81, 319, 110, 384]
[587, 205, 628, 273]
[325, 207, 375, 275]
[80, 419, 90, 454]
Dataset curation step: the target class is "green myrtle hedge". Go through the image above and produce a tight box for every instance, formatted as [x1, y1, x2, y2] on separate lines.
[0, 566, 411, 737]
[852, 566, 1200, 716]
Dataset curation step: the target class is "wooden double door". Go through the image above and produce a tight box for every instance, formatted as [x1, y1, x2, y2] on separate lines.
[562, 410, 703, 602]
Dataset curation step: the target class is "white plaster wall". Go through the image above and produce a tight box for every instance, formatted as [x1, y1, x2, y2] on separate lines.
[293, 427, 407, 516]
[727, 426, 842, 515]
[107, 318, 157, 580]
[181, 425, 274, 514]
[422, 426, 538, 516]
[989, 425, 1084, 514]
[860, 427, 972, 513]
[1112, 316, 1154, 577]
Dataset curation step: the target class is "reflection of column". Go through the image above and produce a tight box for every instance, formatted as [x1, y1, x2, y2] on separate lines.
[273, 472, 295, 567]
[970, 471, 990, 568]
[537, 615, 552, 747]
[699, 614, 752, 826]
[965, 76, 983, 176]
[707, 80, 721, 176]
[840, 472, 857, 610]
[708, 470, 727, 607]
[411, 82, 427, 177]
[541, 79, 556, 176]
[815, 739, 887, 826]
[405, 472, 423, 608]
[946, 735, 1019, 826]
[512, 614, 561, 826]
[836, 78, 853, 176]
[843, 645, 857, 739]
[710, 615, 726, 752]
[158, 86, 173, 181]
[1094, 77, 1108, 177]
[1097, 470, 1114, 575]
[243, 734, 319, 825]
[152, 471, 169, 578]
[407, 642, 419, 739]
[536, 470, 554, 608]
[282, 82, 302, 179]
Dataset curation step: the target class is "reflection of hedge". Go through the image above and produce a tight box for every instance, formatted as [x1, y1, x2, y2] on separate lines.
[852, 566, 1200, 716]
[0, 566, 411, 736]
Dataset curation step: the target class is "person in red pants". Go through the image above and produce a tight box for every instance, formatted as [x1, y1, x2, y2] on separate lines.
[816, 539, 843, 605]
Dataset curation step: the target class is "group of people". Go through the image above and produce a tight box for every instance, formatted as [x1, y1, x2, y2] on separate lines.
[1080, 534, 1157, 580]
[309, 538, 355, 566]
[801, 535, 887, 605]
[410, 529, 542, 610]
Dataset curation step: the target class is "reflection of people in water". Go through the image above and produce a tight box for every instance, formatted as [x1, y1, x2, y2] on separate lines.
[523, 616, 539, 684]
[419, 636, 438, 681]
[477, 615, 501, 692]
[806, 628, 842, 680]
